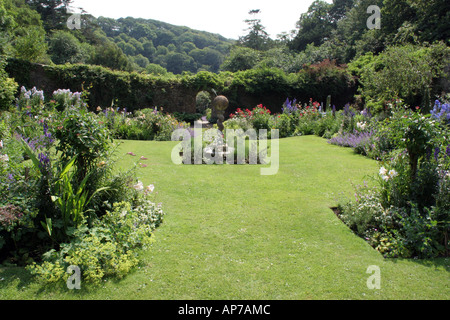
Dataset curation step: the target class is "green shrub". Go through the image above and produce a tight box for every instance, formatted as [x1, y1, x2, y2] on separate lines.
[28, 197, 164, 285]
[393, 204, 447, 259]
[173, 112, 203, 124]
[356, 43, 450, 112]
[273, 114, 294, 138]
[54, 104, 113, 179]
[103, 107, 189, 141]
[0, 57, 18, 111]
[223, 117, 252, 132]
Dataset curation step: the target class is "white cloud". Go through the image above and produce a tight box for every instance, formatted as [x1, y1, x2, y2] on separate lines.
[70, 0, 318, 39]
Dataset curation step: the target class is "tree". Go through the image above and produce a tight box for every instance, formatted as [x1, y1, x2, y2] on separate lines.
[49, 30, 89, 64]
[131, 54, 150, 69]
[329, 0, 354, 23]
[13, 26, 48, 63]
[1, 0, 49, 62]
[357, 43, 450, 111]
[238, 9, 272, 51]
[382, 0, 450, 45]
[0, 0, 15, 55]
[25, 0, 72, 31]
[290, 0, 334, 52]
[142, 40, 156, 59]
[164, 52, 195, 74]
[145, 63, 167, 75]
[328, 0, 384, 62]
[220, 46, 261, 72]
[189, 47, 223, 73]
[90, 41, 132, 71]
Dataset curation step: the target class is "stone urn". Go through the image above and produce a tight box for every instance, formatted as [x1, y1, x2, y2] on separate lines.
[211, 95, 229, 132]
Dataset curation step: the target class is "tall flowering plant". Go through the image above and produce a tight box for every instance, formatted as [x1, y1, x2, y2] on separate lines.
[282, 98, 299, 115]
[52, 89, 85, 111]
[295, 99, 321, 120]
[16, 86, 45, 112]
[430, 100, 450, 124]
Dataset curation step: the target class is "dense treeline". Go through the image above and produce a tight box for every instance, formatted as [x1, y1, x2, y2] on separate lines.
[0, 0, 233, 74]
[226, 0, 450, 70]
[96, 16, 233, 74]
[222, 0, 449, 110]
[0, 0, 449, 113]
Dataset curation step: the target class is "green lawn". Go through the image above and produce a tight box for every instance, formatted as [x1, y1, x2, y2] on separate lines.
[0, 136, 448, 299]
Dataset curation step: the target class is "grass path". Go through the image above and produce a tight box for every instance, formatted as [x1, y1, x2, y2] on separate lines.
[0, 136, 448, 299]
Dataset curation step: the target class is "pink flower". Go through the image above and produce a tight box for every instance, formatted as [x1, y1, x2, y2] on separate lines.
[139, 163, 148, 168]
[140, 156, 148, 160]
[127, 152, 136, 156]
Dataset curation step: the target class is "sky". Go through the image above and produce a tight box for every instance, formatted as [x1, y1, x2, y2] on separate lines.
[70, 0, 325, 40]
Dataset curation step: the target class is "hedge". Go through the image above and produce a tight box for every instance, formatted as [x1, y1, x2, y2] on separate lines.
[6, 58, 357, 115]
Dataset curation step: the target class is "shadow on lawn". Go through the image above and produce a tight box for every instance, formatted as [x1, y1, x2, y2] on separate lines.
[386, 257, 450, 272]
[0, 266, 34, 291]
[0, 266, 91, 297]
[0, 263, 141, 297]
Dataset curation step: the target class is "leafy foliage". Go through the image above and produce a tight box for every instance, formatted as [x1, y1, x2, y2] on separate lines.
[0, 56, 17, 111]
[353, 43, 450, 111]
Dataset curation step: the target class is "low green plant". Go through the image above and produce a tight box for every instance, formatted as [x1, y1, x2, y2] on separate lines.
[392, 204, 447, 258]
[28, 196, 164, 285]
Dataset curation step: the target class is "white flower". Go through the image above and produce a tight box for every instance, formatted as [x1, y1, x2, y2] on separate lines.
[0, 140, 3, 148]
[145, 184, 155, 193]
[382, 175, 390, 182]
[388, 170, 398, 178]
[0, 154, 9, 162]
[132, 181, 144, 191]
[379, 167, 387, 176]
[357, 122, 367, 130]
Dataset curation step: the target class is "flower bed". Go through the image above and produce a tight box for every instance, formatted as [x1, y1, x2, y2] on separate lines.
[0, 87, 165, 285]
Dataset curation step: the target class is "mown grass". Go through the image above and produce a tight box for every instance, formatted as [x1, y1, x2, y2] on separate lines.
[0, 136, 448, 299]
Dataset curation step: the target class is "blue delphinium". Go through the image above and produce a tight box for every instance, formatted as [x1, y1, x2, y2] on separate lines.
[282, 98, 298, 115]
[23, 121, 54, 151]
[430, 100, 450, 124]
[343, 103, 355, 117]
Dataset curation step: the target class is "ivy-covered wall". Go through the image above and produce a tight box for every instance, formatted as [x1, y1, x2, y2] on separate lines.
[6, 59, 199, 113]
[6, 59, 357, 115]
